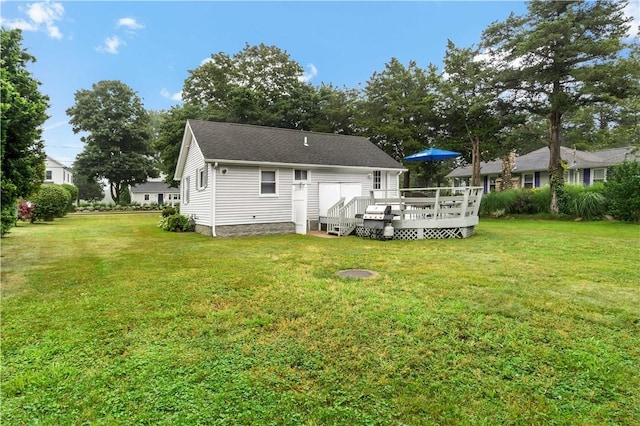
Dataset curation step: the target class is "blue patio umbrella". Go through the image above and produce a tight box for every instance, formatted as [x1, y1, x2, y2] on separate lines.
[404, 147, 461, 162]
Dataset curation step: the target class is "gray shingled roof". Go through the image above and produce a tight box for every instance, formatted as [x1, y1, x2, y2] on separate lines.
[187, 120, 405, 170]
[447, 146, 637, 178]
[130, 181, 179, 193]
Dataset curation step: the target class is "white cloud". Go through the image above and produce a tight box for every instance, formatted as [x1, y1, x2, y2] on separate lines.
[624, 1, 639, 38]
[96, 36, 125, 54]
[299, 63, 318, 83]
[0, 1, 64, 39]
[117, 17, 145, 31]
[161, 88, 183, 102]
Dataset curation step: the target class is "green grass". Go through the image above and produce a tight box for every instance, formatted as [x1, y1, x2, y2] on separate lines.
[2, 213, 639, 425]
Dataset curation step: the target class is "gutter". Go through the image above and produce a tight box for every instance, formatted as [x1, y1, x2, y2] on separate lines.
[211, 162, 217, 237]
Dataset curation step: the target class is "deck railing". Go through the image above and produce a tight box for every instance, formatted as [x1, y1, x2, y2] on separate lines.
[326, 196, 373, 236]
[372, 187, 483, 222]
[324, 187, 483, 236]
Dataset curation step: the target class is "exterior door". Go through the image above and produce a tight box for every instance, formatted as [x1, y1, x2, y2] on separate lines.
[158, 193, 164, 204]
[318, 182, 362, 216]
[292, 183, 308, 234]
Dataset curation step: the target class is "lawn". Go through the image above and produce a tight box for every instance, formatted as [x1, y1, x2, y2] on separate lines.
[1, 213, 639, 425]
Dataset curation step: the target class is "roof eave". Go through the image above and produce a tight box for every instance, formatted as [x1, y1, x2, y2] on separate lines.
[204, 158, 407, 172]
[173, 121, 194, 180]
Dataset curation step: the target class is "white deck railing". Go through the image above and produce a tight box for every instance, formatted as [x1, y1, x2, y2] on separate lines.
[370, 187, 483, 223]
[325, 187, 483, 236]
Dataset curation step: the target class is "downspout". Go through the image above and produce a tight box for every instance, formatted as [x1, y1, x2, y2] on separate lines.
[211, 162, 218, 237]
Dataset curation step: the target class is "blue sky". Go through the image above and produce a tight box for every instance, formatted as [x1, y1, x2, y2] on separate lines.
[2, 1, 638, 167]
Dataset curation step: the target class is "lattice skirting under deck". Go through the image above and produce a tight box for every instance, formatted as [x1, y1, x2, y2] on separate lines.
[355, 226, 475, 240]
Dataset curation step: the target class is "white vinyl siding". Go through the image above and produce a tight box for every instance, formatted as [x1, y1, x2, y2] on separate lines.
[215, 165, 292, 226]
[44, 158, 73, 185]
[214, 166, 401, 227]
[179, 139, 211, 225]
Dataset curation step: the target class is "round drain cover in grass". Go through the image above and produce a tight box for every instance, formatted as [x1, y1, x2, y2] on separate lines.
[338, 269, 378, 278]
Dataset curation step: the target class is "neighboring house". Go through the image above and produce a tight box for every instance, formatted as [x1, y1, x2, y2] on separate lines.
[130, 180, 180, 206]
[174, 119, 406, 237]
[447, 146, 637, 193]
[44, 156, 74, 186]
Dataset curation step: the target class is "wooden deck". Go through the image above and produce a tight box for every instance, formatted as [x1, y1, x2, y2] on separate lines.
[325, 187, 483, 240]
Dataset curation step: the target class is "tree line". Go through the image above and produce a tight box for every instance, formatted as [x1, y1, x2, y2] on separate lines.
[3, 1, 639, 235]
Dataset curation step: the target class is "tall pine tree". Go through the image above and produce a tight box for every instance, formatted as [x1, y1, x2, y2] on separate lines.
[482, 0, 638, 212]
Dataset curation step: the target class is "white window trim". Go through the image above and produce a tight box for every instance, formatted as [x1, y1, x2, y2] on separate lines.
[373, 170, 382, 190]
[523, 173, 534, 189]
[592, 168, 606, 183]
[184, 176, 190, 204]
[259, 168, 278, 196]
[196, 166, 208, 190]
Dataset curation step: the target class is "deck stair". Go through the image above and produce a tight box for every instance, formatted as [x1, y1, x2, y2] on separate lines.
[326, 196, 372, 236]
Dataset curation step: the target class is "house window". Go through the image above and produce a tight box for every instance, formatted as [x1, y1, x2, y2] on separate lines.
[184, 176, 190, 204]
[523, 173, 534, 189]
[294, 169, 308, 181]
[373, 171, 382, 190]
[260, 170, 277, 195]
[567, 169, 580, 184]
[593, 168, 606, 183]
[197, 167, 208, 190]
[489, 176, 497, 192]
[144, 194, 150, 201]
[45, 170, 52, 180]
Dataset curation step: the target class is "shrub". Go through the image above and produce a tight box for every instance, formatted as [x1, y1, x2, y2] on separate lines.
[162, 206, 177, 217]
[553, 183, 606, 220]
[570, 190, 607, 220]
[31, 184, 71, 222]
[119, 187, 131, 206]
[61, 184, 79, 212]
[158, 213, 194, 232]
[1, 201, 17, 236]
[479, 190, 517, 216]
[17, 200, 35, 221]
[1, 180, 18, 236]
[529, 187, 551, 214]
[604, 161, 640, 223]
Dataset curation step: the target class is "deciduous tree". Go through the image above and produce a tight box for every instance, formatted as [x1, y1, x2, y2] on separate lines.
[182, 43, 317, 129]
[66, 80, 158, 204]
[1, 29, 49, 235]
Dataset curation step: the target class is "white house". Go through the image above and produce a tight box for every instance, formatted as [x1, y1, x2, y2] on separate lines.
[173, 120, 406, 237]
[44, 156, 74, 186]
[130, 180, 180, 206]
[447, 146, 637, 193]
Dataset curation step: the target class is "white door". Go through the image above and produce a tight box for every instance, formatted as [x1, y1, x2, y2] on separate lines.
[292, 183, 308, 234]
[318, 182, 362, 216]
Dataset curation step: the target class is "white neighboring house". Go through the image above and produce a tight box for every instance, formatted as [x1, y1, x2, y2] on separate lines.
[44, 156, 74, 186]
[130, 180, 180, 206]
[174, 120, 406, 237]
